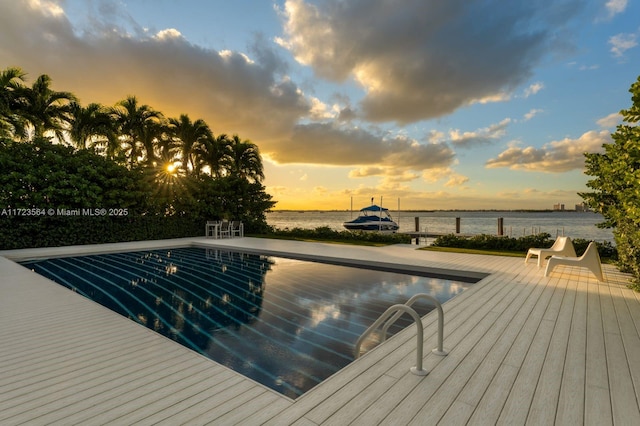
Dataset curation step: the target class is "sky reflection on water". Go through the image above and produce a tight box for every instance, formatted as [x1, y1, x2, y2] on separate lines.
[21, 247, 474, 398]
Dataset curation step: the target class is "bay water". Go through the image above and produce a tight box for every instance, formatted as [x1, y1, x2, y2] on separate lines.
[267, 210, 614, 243]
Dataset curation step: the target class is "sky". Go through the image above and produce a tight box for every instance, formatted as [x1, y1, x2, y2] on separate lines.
[1, 0, 639, 210]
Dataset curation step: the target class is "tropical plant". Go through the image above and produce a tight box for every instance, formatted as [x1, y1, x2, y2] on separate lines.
[0, 67, 27, 139]
[17, 74, 77, 141]
[168, 114, 212, 175]
[187, 174, 276, 231]
[580, 75, 640, 289]
[67, 102, 115, 150]
[139, 119, 170, 167]
[1, 66, 277, 247]
[227, 134, 264, 182]
[111, 96, 163, 166]
[152, 128, 183, 194]
[0, 137, 149, 211]
[197, 133, 232, 177]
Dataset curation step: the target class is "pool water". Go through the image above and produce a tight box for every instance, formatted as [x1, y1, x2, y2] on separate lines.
[20, 247, 475, 399]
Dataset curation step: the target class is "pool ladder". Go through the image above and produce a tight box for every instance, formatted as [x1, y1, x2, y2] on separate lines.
[354, 293, 447, 376]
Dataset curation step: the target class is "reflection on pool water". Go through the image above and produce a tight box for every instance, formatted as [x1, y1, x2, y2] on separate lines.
[20, 247, 476, 399]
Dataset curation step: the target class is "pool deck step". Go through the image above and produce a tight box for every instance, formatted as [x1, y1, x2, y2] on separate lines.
[1, 237, 639, 425]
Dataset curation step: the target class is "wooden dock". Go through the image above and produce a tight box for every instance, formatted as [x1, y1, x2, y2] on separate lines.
[1, 237, 639, 424]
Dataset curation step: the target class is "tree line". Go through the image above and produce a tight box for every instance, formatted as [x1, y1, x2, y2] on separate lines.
[0, 66, 264, 182]
[0, 66, 275, 248]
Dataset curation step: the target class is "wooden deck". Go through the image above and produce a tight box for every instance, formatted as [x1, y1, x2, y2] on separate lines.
[1, 237, 639, 425]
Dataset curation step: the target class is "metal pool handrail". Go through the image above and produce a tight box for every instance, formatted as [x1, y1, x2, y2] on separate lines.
[354, 293, 448, 376]
[354, 304, 428, 375]
[381, 293, 447, 356]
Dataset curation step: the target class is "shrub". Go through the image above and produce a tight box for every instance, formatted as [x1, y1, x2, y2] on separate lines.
[580, 75, 640, 289]
[432, 233, 617, 261]
[266, 226, 411, 244]
[0, 138, 274, 248]
[0, 215, 204, 250]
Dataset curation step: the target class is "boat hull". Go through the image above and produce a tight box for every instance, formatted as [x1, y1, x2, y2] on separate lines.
[343, 218, 399, 231]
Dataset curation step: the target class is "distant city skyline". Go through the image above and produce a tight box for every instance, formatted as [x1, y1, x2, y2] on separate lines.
[1, 1, 638, 210]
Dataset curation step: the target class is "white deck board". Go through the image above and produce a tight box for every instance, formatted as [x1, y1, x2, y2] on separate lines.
[1, 237, 639, 425]
[554, 277, 587, 425]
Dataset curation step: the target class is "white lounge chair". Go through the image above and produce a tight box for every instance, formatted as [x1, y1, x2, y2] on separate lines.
[525, 236, 577, 267]
[544, 241, 604, 281]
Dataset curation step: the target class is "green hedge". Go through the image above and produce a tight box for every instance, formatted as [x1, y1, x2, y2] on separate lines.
[432, 233, 617, 260]
[0, 215, 205, 250]
[266, 226, 412, 244]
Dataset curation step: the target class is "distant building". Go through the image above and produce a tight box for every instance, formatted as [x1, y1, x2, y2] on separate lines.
[575, 202, 591, 212]
[553, 203, 565, 211]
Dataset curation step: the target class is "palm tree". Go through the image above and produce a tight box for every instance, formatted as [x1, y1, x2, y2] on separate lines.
[0, 67, 27, 139]
[196, 133, 231, 177]
[111, 96, 163, 167]
[67, 102, 115, 150]
[154, 129, 183, 184]
[227, 134, 264, 182]
[156, 132, 180, 167]
[140, 119, 171, 167]
[168, 114, 212, 175]
[19, 74, 77, 141]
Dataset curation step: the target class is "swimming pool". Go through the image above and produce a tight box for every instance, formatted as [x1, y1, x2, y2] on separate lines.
[20, 247, 475, 399]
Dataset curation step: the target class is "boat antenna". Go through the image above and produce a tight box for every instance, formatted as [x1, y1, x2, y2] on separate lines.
[351, 196, 353, 219]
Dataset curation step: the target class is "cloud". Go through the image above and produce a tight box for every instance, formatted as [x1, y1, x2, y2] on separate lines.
[579, 64, 599, 71]
[313, 186, 328, 195]
[268, 122, 456, 171]
[523, 82, 544, 98]
[485, 130, 611, 172]
[348, 167, 387, 178]
[278, 0, 584, 123]
[605, 0, 628, 18]
[496, 188, 577, 201]
[523, 109, 544, 121]
[267, 185, 289, 196]
[0, 1, 462, 176]
[349, 167, 420, 184]
[337, 107, 357, 122]
[421, 167, 469, 187]
[449, 118, 511, 149]
[444, 174, 470, 187]
[609, 32, 638, 57]
[0, 1, 310, 144]
[154, 28, 184, 41]
[308, 97, 334, 120]
[597, 112, 622, 128]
